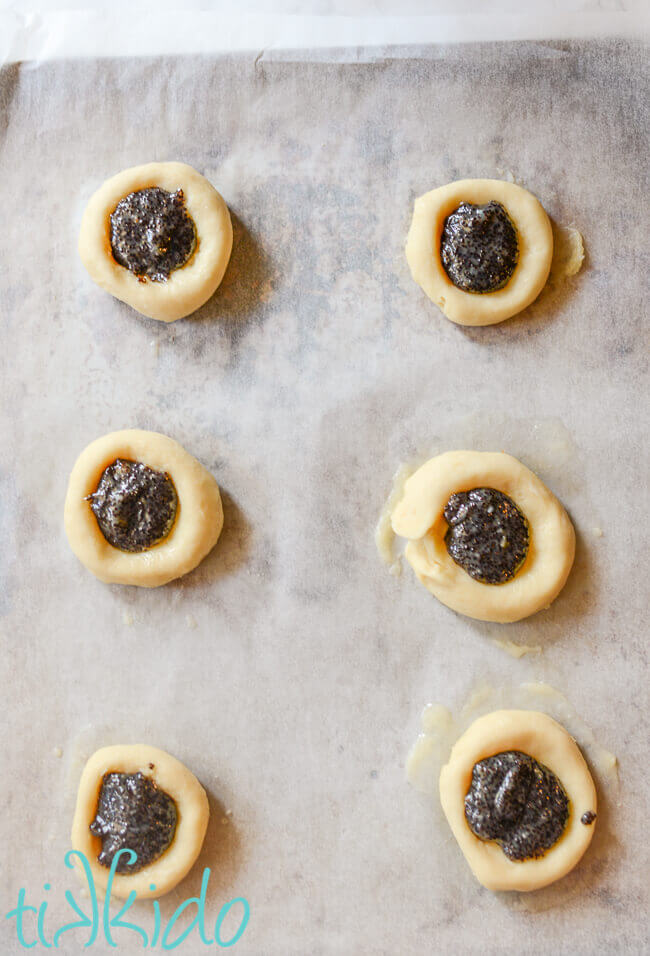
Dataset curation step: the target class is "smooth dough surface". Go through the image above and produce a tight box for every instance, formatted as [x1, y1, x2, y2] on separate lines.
[78, 162, 233, 322]
[391, 450, 575, 623]
[405, 179, 553, 326]
[71, 744, 209, 899]
[64, 429, 224, 587]
[439, 710, 597, 892]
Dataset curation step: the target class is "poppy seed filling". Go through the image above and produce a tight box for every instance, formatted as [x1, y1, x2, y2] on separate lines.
[110, 187, 197, 282]
[444, 487, 529, 584]
[440, 200, 519, 293]
[465, 751, 569, 861]
[90, 772, 177, 874]
[86, 458, 178, 553]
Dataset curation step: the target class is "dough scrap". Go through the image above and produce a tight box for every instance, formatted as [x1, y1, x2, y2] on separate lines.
[71, 744, 209, 900]
[439, 710, 597, 892]
[391, 450, 575, 623]
[79, 162, 233, 322]
[64, 429, 223, 587]
[405, 179, 553, 326]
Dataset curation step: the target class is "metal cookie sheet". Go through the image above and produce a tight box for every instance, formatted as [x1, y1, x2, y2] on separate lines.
[0, 39, 648, 954]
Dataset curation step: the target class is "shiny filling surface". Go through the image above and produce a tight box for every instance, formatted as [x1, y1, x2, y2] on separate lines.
[87, 458, 178, 553]
[110, 187, 197, 282]
[444, 487, 529, 585]
[90, 772, 177, 874]
[465, 750, 569, 861]
[440, 200, 519, 293]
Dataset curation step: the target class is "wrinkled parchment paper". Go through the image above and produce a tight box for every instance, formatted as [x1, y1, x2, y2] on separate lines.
[0, 40, 648, 954]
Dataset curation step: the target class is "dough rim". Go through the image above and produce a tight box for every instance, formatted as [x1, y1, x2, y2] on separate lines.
[64, 429, 224, 588]
[78, 162, 233, 322]
[439, 710, 597, 892]
[391, 450, 575, 623]
[405, 179, 553, 326]
[71, 744, 210, 900]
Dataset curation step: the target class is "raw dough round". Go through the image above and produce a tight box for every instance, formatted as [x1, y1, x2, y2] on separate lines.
[64, 429, 224, 587]
[405, 179, 553, 326]
[439, 710, 597, 892]
[391, 451, 575, 623]
[71, 744, 209, 900]
[79, 162, 233, 322]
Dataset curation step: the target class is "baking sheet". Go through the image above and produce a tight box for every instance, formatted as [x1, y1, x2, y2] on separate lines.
[0, 40, 648, 954]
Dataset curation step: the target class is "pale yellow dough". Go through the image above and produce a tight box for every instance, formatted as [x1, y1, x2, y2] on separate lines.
[391, 450, 575, 623]
[78, 162, 233, 322]
[439, 711, 597, 892]
[64, 429, 224, 587]
[71, 744, 209, 900]
[405, 179, 553, 326]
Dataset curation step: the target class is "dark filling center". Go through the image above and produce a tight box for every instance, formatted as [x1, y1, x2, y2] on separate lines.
[444, 487, 529, 585]
[86, 458, 178, 553]
[110, 187, 197, 282]
[90, 771, 177, 874]
[440, 200, 518, 293]
[465, 751, 569, 861]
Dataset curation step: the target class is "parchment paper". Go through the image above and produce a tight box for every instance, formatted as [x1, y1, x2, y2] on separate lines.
[0, 40, 648, 954]
[1, 8, 645, 66]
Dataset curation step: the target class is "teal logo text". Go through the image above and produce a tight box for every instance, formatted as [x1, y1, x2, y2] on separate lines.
[5, 849, 249, 950]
